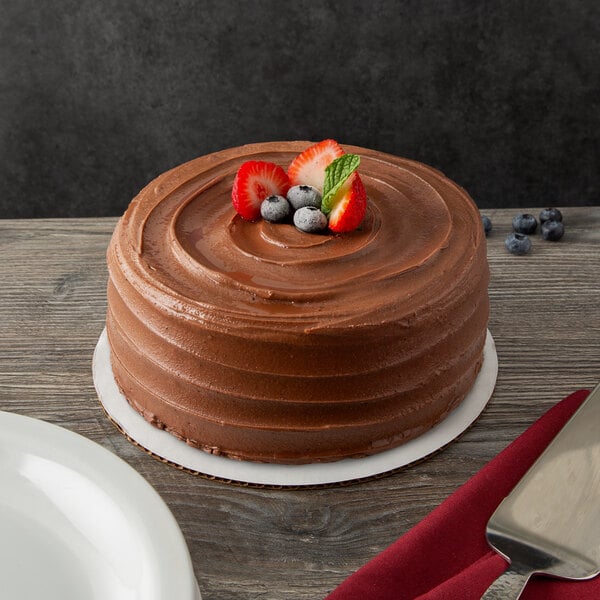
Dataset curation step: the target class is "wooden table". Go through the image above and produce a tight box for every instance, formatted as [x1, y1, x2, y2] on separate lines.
[1, 207, 598, 599]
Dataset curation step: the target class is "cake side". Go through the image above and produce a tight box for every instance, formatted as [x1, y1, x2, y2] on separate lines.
[106, 141, 489, 463]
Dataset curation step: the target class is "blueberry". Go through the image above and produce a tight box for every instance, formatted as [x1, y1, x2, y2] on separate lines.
[293, 206, 328, 233]
[512, 213, 538, 234]
[287, 185, 322, 210]
[481, 215, 492, 236]
[505, 232, 531, 255]
[260, 195, 291, 223]
[539, 207, 563, 224]
[541, 219, 565, 241]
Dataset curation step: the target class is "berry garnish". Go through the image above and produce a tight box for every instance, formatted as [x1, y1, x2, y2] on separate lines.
[326, 171, 367, 233]
[260, 195, 292, 223]
[505, 232, 531, 255]
[287, 139, 344, 192]
[293, 206, 328, 233]
[512, 213, 538, 234]
[539, 207, 563, 224]
[287, 185, 322, 210]
[481, 215, 492, 236]
[541, 219, 565, 241]
[317, 153, 367, 233]
[232, 160, 290, 221]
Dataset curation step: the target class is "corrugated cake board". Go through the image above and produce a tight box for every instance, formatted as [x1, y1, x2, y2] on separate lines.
[93, 328, 497, 488]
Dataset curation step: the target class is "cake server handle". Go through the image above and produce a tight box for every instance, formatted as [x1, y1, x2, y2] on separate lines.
[481, 562, 533, 599]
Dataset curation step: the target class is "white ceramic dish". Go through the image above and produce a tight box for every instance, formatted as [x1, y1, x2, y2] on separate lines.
[94, 328, 497, 487]
[0, 410, 201, 600]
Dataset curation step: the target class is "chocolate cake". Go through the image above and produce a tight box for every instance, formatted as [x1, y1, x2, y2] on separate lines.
[105, 141, 489, 464]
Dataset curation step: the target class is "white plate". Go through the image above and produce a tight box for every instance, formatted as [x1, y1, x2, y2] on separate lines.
[94, 328, 497, 487]
[0, 410, 201, 600]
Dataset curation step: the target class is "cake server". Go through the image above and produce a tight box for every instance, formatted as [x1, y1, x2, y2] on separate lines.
[481, 382, 600, 599]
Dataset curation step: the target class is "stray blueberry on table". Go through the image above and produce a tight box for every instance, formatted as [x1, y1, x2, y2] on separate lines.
[287, 185, 322, 210]
[260, 195, 291, 223]
[541, 219, 565, 241]
[539, 207, 563, 224]
[512, 213, 538, 235]
[505, 232, 531, 255]
[293, 206, 328, 233]
[481, 215, 492, 236]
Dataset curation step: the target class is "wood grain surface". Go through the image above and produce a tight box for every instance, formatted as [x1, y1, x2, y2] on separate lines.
[0, 208, 598, 599]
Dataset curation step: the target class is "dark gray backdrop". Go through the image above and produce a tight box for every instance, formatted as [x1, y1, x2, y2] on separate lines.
[1, 0, 599, 218]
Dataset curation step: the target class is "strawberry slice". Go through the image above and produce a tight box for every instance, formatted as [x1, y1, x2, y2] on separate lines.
[232, 160, 290, 221]
[287, 139, 344, 192]
[327, 172, 367, 233]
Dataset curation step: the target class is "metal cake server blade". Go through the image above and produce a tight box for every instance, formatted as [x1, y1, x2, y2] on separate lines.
[481, 382, 600, 599]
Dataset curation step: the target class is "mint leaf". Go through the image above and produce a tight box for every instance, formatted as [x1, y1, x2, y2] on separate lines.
[321, 154, 360, 214]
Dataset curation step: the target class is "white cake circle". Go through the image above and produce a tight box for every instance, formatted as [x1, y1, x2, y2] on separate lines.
[93, 328, 497, 487]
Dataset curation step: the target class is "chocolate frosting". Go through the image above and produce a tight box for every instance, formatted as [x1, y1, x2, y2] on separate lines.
[106, 141, 489, 463]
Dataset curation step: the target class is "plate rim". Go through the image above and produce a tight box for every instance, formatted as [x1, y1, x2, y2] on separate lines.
[0, 409, 200, 600]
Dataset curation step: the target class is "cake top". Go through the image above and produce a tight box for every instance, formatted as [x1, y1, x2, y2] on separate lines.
[112, 141, 485, 336]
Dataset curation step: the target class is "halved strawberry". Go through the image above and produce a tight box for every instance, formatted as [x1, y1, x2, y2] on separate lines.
[232, 160, 290, 221]
[287, 139, 344, 192]
[327, 172, 367, 233]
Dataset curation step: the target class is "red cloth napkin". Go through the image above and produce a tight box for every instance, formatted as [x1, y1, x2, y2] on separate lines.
[325, 389, 597, 600]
